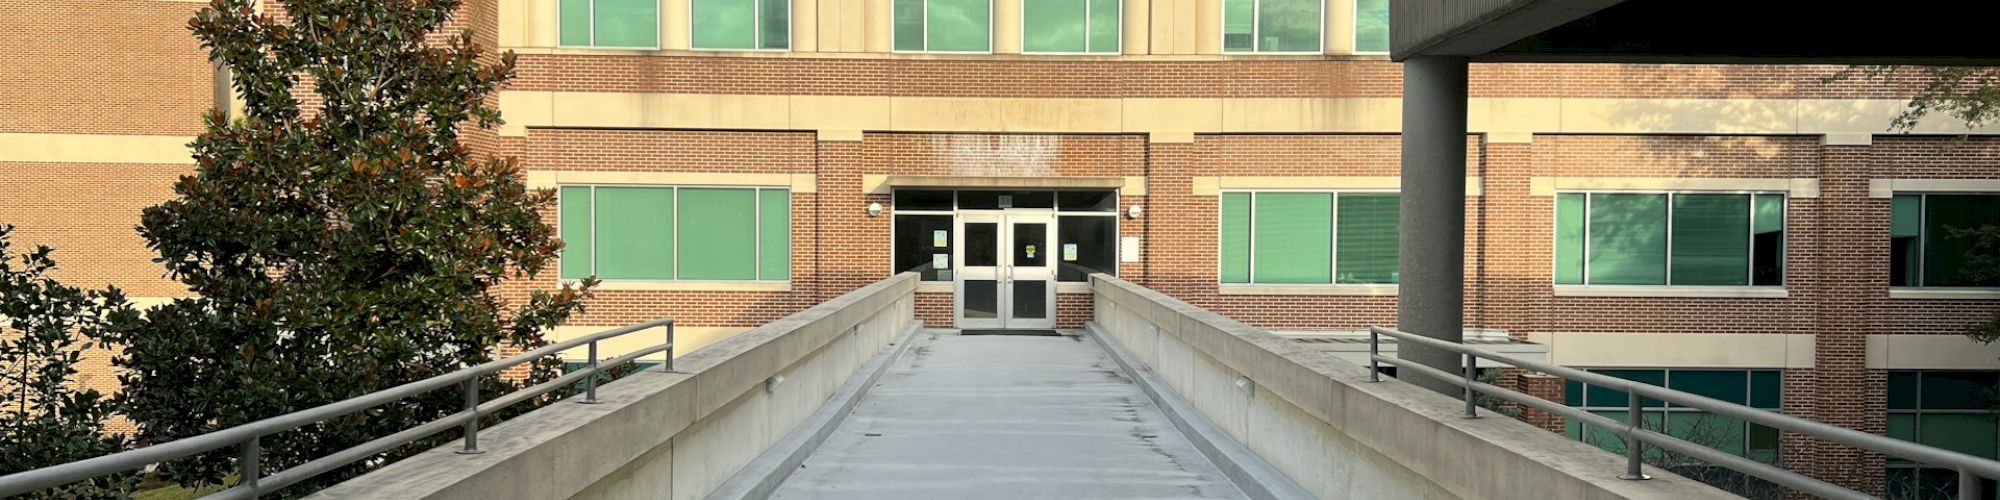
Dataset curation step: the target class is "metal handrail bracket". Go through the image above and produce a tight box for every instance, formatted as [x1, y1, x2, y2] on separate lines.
[0, 318, 676, 499]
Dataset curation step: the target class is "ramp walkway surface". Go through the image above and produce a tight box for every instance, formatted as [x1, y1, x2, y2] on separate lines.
[766, 329, 1251, 500]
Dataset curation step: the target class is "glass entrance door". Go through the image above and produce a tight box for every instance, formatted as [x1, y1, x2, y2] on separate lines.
[955, 213, 1056, 330]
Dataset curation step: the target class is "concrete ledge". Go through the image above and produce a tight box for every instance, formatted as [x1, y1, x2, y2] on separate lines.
[312, 273, 920, 500]
[1217, 284, 1398, 296]
[1887, 288, 2000, 300]
[1089, 274, 1734, 500]
[1553, 286, 1789, 299]
[1087, 323, 1316, 500]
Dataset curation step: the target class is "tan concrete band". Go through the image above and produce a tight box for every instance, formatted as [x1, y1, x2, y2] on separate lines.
[1866, 334, 2000, 370]
[1867, 178, 2000, 198]
[1522, 332, 1816, 369]
[1191, 176, 1482, 196]
[1215, 284, 1397, 296]
[0, 133, 195, 165]
[1529, 177, 1821, 198]
[860, 174, 1145, 194]
[525, 170, 816, 192]
[499, 92, 2000, 139]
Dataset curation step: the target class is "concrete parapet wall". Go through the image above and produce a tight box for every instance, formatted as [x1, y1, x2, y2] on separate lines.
[1088, 275, 1734, 500]
[311, 273, 920, 500]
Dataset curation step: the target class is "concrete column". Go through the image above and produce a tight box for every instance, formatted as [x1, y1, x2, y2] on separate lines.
[1397, 55, 1469, 396]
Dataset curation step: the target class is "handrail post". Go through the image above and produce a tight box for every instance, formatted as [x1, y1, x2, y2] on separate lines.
[1462, 352, 1479, 419]
[582, 340, 600, 404]
[1621, 390, 1649, 480]
[1962, 468, 1982, 500]
[1368, 329, 1381, 382]
[662, 322, 676, 373]
[238, 436, 260, 497]
[456, 378, 484, 455]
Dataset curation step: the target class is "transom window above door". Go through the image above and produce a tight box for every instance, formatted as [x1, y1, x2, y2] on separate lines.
[1555, 192, 1786, 287]
[560, 185, 791, 282]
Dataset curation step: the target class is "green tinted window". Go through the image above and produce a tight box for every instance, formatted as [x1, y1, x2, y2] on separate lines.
[560, 0, 660, 47]
[1252, 193, 1332, 283]
[1087, 0, 1120, 52]
[760, 0, 790, 49]
[1221, 0, 1253, 52]
[1667, 370, 1747, 406]
[1023, 0, 1084, 52]
[896, 0, 990, 51]
[595, 187, 675, 279]
[760, 189, 791, 280]
[1922, 194, 2000, 287]
[1670, 194, 1750, 286]
[1335, 193, 1398, 284]
[1571, 369, 1783, 463]
[1885, 371, 2000, 462]
[1587, 194, 1667, 285]
[564, 186, 788, 282]
[1222, 0, 1321, 52]
[678, 188, 759, 280]
[561, 187, 594, 280]
[1353, 0, 1388, 52]
[1891, 195, 1922, 286]
[1220, 193, 1252, 284]
[1667, 412, 1747, 456]
[692, 0, 788, 49]
[1554, 193, 1585, 284]
[1922, 414, 1999, 459]
[1751, 194, 1785, 286]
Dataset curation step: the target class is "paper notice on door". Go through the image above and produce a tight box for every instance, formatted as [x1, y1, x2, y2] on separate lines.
[1120, 237, 1141, 262]
[1062, 243, 1078, 262]
[932, 253, 950, 270]
[933, 230, 948, 248]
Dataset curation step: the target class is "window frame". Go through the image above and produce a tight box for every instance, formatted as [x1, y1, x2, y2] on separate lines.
[1567, 368, 1784, 466]
[557, 0, 666, 50]
[1018, 0, 1123, 55]
[687, 0, 793, 52]
[1553, 189, 1788, 290]
[1350, 0, 1387, 55]
[891, 0, 998, 54]
[1890, 192, 2000, 290]
[1216, 189, 1400, 288]
[890, 188, 1120, 283]
[1218, 0, 1328, 55]
[1886, 369, 2000, 496]
[558, 184, 791, 283]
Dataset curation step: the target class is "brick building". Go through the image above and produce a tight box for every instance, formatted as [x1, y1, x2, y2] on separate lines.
[4, 0, 1998, 496]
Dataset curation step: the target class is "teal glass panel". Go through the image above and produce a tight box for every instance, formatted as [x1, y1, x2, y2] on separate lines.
[678, 188, 758, 280]
[1565, 379, 1584, 406]
[1255, 0, 1320, 52]
[1892, 195, 1923, 286]
[692, 0, 757, 49]
[1888, 371, 1920, 410]
[1587, 194, 1668, 285]
[760, 189, 791, 280]
[1667, 370, 1748, 406]
[1586, 369, 1665, 407]
[927, 0, 991, 51]
[594, 187, 675, 279]
[1353, 0, 1388, 52]
[560, 187, 594, 279]
[1221, 0, 1252, 52]
[1748, 423, 1779, 463]
[1920, 414, 1999, 459]
[1921, 371, 1999, 410]
[1555, 193, 1585, 284]
[893, 0, 926, 50]
[1251, 193, 1332, 283]
[560, 0, 594, 46]
[760, 0, 790, 49]
[1888, 413, 1917, 443]
[1335, 193, 1399, 284]
[1583, 410, 1666, 458]
[1564, 419, 1583, 441]
[1087, 0, 1119, 53]
[1670, 194, 1750, 286]
[1666, 412, 1746, 456]
[1893, 194, 1924, 237]
[1923, 194, 2000, 287]
[1752, 194, 1785, 286]
[1750, 370, 1780, 409]
[1022, 0, 1085, 53]
[1221, 193, 1252, 284]
[593, 0, 660, 47]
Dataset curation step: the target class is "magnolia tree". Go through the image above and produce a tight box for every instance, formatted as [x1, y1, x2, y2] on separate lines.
[102, 0, 593, 492]
[0, 225, 138, 498]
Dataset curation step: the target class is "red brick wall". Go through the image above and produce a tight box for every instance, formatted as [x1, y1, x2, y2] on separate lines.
[0, 0, 212, 135]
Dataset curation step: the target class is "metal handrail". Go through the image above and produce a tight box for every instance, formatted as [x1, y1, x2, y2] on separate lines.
[0, 318, 676, 499]
[1368, 326, 1997, 500]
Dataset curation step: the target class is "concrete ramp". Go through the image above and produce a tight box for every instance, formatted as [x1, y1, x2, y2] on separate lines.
[767, 330, 1254, 500]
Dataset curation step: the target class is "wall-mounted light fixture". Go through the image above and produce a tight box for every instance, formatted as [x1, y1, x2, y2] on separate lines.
[867, 202, 883, 217]
[1127, 205, 1145, 219]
